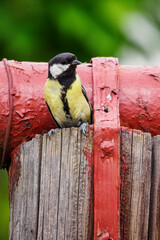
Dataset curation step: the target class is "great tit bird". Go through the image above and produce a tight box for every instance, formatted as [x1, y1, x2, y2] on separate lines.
[44, 52, 92, 131]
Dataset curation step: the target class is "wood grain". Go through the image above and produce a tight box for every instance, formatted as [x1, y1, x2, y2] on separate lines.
[120, 130, 152, 240]
[9, 127, 160, 239]
[9, 127, 93, 240]
[148, 135, 160, 240]
[9, 134, 42, 240]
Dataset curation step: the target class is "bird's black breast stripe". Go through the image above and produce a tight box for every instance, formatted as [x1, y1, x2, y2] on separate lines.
[61, 86, 72, 119]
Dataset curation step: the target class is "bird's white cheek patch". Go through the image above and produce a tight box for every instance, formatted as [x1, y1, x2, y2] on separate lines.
[50, 63, 70, 78]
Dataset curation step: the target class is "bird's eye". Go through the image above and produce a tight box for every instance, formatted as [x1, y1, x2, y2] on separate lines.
[62, 60, 65, 64]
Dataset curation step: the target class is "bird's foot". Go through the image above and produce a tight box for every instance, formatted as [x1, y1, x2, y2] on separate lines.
[48, 128, 59, 138]
[80, 123, 88, 135]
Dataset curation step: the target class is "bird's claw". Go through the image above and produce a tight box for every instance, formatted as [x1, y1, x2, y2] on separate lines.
[80, 123, 88, 135]
[48, 128, 59, 138]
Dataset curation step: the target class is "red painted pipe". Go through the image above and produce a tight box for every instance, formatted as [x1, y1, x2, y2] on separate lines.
[119, 65, 160, 135]
[0, 59, 160, 167]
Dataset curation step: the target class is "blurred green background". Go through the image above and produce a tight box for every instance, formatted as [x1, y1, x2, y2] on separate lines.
[1, 0, 160, 239]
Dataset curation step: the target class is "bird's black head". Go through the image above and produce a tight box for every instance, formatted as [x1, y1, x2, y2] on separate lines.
[48, 52, 81, 83]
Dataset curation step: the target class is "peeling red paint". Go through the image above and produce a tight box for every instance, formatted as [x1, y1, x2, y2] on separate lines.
[100, 141, 115, 157]
[119, 65, 160, 136]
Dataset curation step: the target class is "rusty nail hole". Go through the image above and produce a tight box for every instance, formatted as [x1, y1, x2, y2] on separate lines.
[103, 106, 108, 113]
[112, 90, 117, 95]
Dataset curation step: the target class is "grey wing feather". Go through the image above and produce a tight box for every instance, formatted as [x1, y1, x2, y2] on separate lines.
[81, 84, 93, 124]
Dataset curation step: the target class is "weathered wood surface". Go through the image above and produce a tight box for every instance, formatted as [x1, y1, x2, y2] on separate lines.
[120, 130, 152, 240]
[9, 127, 160, 240]
[149, 135, 160, 240]
[9, 127, 93, 240]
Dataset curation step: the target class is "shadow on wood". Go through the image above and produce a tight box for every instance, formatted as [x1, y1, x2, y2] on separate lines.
[9, 127, 93, 240]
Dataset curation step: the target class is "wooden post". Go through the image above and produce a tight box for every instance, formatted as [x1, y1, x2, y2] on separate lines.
[120, 129, 152, 240]
[9, 128, 94, 240]
[8, 126, 160, 239]
[148, 135, 160, 240]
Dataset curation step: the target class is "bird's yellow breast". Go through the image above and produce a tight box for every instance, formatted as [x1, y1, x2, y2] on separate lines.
[66, 75, 91, 123]
[44, 79, 67, 125]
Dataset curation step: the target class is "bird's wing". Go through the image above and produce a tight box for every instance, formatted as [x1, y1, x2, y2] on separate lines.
[45, 101, 61, 128]
[81, 84, 93, 124]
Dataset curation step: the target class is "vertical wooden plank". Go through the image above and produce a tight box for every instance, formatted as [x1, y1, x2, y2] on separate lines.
[149, 135, 160, 240]
[77, 127, 94, 240]
[129, 131, 152, 239]
[9, 128, 93, 240]
[120, 129, 152, 240]
[92, 57, 120, 239]
[120, 130, 132, 240]
[37, 130, 62, 240]
[38, 128, 94, 240]
[9, 135, 42, 240]
[59, 128, 80, 239]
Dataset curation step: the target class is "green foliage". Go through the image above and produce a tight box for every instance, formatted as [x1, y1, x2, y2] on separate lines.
[0, 0, 159, 63]
[0, 1, 159, 239]
[0, 170, 9, 240]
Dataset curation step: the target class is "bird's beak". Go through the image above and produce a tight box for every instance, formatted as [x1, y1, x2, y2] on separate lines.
[72, 60, 82, 66]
